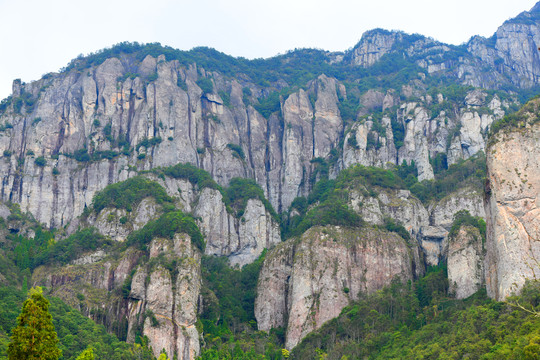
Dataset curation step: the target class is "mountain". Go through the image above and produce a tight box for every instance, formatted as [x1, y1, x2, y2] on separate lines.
[0, 2, 540, 359]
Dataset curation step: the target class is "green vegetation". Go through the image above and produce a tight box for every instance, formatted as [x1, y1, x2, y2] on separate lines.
[448, 210, 486, 244]
[292, 270, 540, 360]
[405, 152, 486, 203]
[92, 176, 173, 213]
[285, 165, 406, 238]
[12, 90, 37, 114]
[127, 210, 205, 251]
[33, 228, 112, 269]
[152, 163, 277, 220]
[7, 287, 61, 360]
[226, 143, 245, 160]
[197, 78, 214, 94]
[136, 137, 162, 151]
[197, 252, 284, 359]
[226, 178, 277, 219]
[254, 92, 281, 119]
[218, 90, 231, 108]
[0, 287, 153, 360]
[489, 96, 540, 140]
[34, 157, 46, 167]
[152, 162, 220, 190]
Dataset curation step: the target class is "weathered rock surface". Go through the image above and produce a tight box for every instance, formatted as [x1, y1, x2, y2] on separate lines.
[447, 225, 484, 299]
[193, 189, 281, 266]
[485, 115, 540, 300]
[32, 248, 142, 333]
[32, 231, 202, 359]
[127, 233, 201, 360]
[0, 54, 508, 231]
[255, 226, 419, 349]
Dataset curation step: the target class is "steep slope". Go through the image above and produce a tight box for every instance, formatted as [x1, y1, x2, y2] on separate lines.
[255, 225, 419, 349]
[2, 3, 540, 358]
[0, 28, 521, 230]
[485, 97, 540, 300]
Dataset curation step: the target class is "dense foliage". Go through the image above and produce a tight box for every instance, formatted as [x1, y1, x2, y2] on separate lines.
[0, 211, 111, 274]
[406, 152, 487, 203]
[56, 36, 445, 98]
[0, 287, 153, 360]
[7, 287, 61, 360]
[32, 228, 112, 269]
[284, 165, 405, 238]
[127, 210, 205, 251]
[92, 176, 173, 213]
[448, 210, 486, 244]
[153, 162, 220, 190]
[197, 252, 284, 359]
[292, 270, 540, 360]
[489, 96, 540, 140]
[226, 178, 277, 219]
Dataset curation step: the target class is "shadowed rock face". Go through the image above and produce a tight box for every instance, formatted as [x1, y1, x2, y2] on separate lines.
[485, 110, 540, 301]
[255, 226, 420, 349]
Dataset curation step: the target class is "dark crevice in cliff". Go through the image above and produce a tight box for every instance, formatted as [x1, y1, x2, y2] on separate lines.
[247, 111, 255, 174]
[126, 89, 135, 143]
[171, 283, 179, 359]
[152, 84, 158, 138]
[52, 170, 60, 228]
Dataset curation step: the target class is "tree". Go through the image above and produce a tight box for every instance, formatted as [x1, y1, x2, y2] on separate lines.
[7, 287, 61, 360]
[76, 347, 94, 360]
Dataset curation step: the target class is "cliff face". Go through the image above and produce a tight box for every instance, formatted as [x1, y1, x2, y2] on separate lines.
[127, 234, 201, 360]
[485, 100, 540, 300]
[2, 5, 540, 356]
[0, 67, 347, 225]
[0, 55, 508, 231]
[346, 5, 540, 89]
[255, 226, 419, 349]
[32, 232, 201, 360]
[447, 225, 484, 299]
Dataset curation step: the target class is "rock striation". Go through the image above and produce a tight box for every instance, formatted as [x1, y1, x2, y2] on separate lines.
[447, 225, 484, 299]
[255, 226, 419, 349]
[32, 232, 202, 360]
[127, 233, 201, 360]
[484, 100, 540, 300]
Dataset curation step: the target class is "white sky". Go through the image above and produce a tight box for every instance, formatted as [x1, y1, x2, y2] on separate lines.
[0, 0, 538, 100]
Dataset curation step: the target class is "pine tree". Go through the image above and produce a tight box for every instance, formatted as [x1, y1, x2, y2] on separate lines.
[7, 287, 61, 360]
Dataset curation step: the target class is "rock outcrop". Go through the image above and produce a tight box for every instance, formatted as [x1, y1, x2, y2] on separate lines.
[32, 232, 202, 360]
[127, 233, 201, 360]
[447, 225, 484, 299]
[0, 52, 509, 231]
[485, 101, 540, 300]
[255, 226, 419, 349]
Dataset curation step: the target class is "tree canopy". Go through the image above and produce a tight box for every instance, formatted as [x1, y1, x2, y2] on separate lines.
[7, 287, 61, 360]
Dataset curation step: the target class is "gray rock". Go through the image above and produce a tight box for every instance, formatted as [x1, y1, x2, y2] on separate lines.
[448, 225, 484, 299]
[255, 226, 419, 349]
[485, 117, 540, 300]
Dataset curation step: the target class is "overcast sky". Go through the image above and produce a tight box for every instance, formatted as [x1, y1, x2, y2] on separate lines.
[0, 0, 538, 100]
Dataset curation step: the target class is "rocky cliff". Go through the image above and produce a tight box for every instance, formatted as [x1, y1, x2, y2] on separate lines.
[0, 45, 513, 232]
[346, 4, 540, 89]
[1, 3, 540, 357]
[447, 224, 484, 299]
[485, 98, 540, 300]
[255, 226, 420, 349]
[32, 227, 202, 359]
